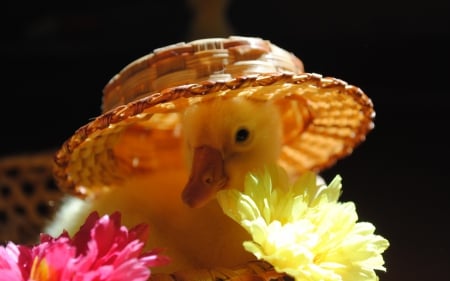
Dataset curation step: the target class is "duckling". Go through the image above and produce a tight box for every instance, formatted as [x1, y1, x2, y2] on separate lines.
[44, 95, 288, 273]
[181, 96, 283, 208]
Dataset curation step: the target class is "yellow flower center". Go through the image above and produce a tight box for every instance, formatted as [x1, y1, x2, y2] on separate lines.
[30, 257, 57, 281]
[313, 252, 325, 264]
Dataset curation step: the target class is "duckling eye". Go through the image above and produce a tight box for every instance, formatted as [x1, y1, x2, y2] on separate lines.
[235, 127, 250, 143]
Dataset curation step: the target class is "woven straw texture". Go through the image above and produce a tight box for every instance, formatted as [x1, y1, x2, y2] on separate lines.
[0, 151, 62, 245]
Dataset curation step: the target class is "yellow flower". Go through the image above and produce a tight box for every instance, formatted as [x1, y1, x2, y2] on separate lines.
[217, 164, 389, 281]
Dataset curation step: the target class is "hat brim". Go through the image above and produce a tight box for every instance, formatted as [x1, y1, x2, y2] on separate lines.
[54, 72, 374, 198]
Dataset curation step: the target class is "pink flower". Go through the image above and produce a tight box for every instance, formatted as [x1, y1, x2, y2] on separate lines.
[0, 243, 32, 280]
[0, 212, 170, 281]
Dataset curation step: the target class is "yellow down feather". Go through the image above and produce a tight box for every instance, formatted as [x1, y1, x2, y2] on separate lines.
[44, 96, 296, 273]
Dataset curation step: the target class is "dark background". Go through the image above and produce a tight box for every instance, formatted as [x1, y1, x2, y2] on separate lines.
[2, 1, 449, 280]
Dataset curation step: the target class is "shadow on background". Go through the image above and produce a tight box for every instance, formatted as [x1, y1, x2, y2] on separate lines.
[1, 1, 449, 280]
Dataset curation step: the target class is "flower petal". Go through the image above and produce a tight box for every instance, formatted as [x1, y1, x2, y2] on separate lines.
[218, 164, 390, 281]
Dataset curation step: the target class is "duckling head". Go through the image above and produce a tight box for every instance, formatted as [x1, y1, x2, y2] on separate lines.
[180, 96, 283, 208]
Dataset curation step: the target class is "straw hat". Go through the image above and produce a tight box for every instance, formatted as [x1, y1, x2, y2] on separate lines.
[53, 35, 374, 198]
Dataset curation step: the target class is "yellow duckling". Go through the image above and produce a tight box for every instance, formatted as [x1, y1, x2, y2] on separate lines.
[46, 36, 374, 274]
[45, 96, 285, 273]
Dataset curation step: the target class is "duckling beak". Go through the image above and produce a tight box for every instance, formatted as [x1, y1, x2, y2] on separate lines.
[182, 145, 228, 208]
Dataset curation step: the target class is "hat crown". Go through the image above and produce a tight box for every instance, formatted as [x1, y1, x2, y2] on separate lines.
[102, 36, 304, 112]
